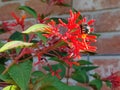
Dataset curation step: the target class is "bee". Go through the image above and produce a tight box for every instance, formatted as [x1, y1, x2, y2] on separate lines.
[80, 23, 91, 34]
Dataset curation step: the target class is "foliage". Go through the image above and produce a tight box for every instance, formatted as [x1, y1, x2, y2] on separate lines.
[0, 1, 114, 90]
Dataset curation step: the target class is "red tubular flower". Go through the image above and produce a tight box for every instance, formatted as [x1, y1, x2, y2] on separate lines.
[51, 69, 62, 79]
[62, 56, 74, 67]
[64, 59, 80, 67]
[59, 10, 81, 30]
[58, 10, 96, 58]
[43, 10, 97, 67]
[11, 12, 26, 29]
[0, 13, 26, 32]
[37, 14, 49, 23]
[11, 12, 20, 23]
[20, 48, 33, 56]
[46, 10, 97, 59]
[47, 20, 61, 37]
[16, 48, 33, 60]
[1, 21, 16, 31]
[34, 53, 42, 66]
[20, 14, 26, 27]
[103, 71, 120, 88]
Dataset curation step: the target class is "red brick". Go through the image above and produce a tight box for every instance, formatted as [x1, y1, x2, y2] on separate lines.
[96, 34, 120, 54]
[0, 3, 21, 20]
[73, 0, 120, 11]
[92, 57, 120, 77]
[25, 0, 71, 16]
[94, 10, 120, 32]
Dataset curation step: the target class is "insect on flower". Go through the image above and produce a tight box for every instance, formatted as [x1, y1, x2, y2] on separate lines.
[80, 23, 91, 34]
[80, 17, 95, 34]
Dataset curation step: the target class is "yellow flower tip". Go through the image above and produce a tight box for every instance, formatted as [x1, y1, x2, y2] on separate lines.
[45, 27, 52, 33]
[21, 14, 26, 19]
[82, 34, 87, 39]
[73, 62, 80, 66]
[68, 42, 74, 48]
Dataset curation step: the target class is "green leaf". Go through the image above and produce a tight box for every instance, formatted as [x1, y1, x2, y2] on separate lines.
[89, 79, 102, 90]
[40, 85, 58, 90]
[83, 51, 97, 55]
[8, 60, 32, 90]
[72, 70, 89, 83]
[9, 31, 29, 41]
[31, 71, 45, 84]
[40, 85, 87, 90]
[71, 8, 78, 12]
[22, 24, 51, 34]
[0, 73, 14, 84]
[48, 57, 64, 64]
[10, 31, 23, 41]
[90, 33, 101, 38]
[73, 65, 98, 72]
[90, 73, 101, 79]
[55, 40, 66, 47]
[0, 41, 4, 48]
[80, 66, 98, 71]
[78, 60, 93, 65]
[19, 6, 37, 18]
[16, 47, 22, 55]
[105, 80, 112, 88]
[0, 41, 34, 52]
[33, 75, 59, 90]
[32, 71, 45, 78]
[71, 8, 82, 20]
[57, 3, 71, 7]
[0, 28, 5, 34]
[36, 32, 47, 44]
[68, 86, 88, 90]
[0, 57, 9, 65]
[43, 63, 66, 79]
[33, 74, 87, 90]
[0, 64, 5, 74]
[41, 0, 47, 3]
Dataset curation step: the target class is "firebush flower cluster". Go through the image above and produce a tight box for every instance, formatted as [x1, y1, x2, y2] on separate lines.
[41, 10, 97, 67]
[1, 12, 26, 32]
[0, 9, 97, 84]
[0, 10, 97, 68]
[0, 2, 119, 89]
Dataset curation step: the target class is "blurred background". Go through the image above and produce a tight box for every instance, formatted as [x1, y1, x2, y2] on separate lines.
[0, 0, 120, 89]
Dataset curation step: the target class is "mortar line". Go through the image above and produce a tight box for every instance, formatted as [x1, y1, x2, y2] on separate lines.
[81, 7, 120, 15]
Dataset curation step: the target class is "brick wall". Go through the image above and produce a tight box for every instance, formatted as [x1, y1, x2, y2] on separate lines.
[0, 0, 71, 39]
[0, 0, 120, 90]
[73, 0, 120, 90]
[73, 0, 120, 73]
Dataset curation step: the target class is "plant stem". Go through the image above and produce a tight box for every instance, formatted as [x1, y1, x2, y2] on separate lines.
[2, 60, 16, 75]
[0, 82, 12, 87]
[66, 66, 70, 85]
[2, 39, 64, 75]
